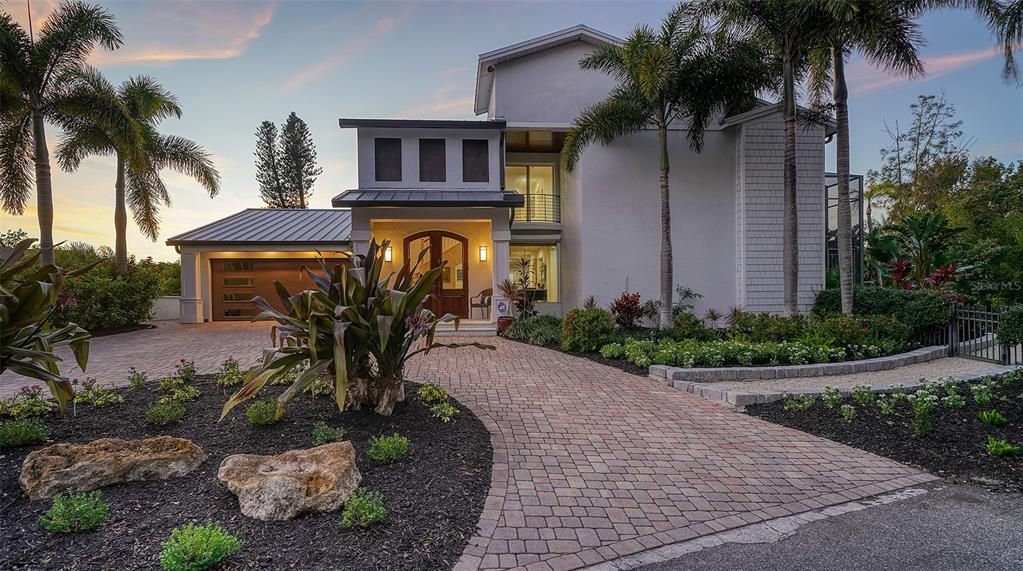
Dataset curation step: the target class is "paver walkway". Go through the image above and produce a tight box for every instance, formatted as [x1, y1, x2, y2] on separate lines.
[405, 338, 935, 571]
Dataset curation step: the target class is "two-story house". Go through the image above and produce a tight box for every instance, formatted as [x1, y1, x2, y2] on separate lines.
[168, 25, 830, 330]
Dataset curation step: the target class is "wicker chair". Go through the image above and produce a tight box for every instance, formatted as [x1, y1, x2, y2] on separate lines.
[470, 288, 493, 319]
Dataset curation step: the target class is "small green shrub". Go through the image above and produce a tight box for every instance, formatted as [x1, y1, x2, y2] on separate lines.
[368, 434, 409, 463]
[215, 357, 246, 387]
[782, 395, 815, 412]
[0, 386, 56, 419]
[978, 409, 1007, 426]
[161, 385, 200, 404]
[840, 404, 857, 422]
[304, 375, 333, 397]
[812, 286, 952, 335]
[244, 401, 278, 426]
[159, 376, 187, 392]
[806, 314, 911, 352]
[822, 386, 843, 408]
[312, 421, 344, 446]
[671, 312, 717, 341]
[599, 337, 846, 369]
[174, 360, 197, 382]
[0, 418, 48, 448]
[943, 393, 966, 409]
[726, 312, 806, 343]
[417, 383, 448, 404]
[54, 260, 161, 331]
[73, 379, 125, 408]
[876, 396, 896, 415]
[502, 315, 563, 346]
[159, 522, 241, 571]
[971, 382, 995, 406]
[986, 436, 1020, 457]
[430, 402, 459, 423]
[40, 490, 109, 533]
[128, 368, 148, 390]
[997, 304, 1023, 347]
[146, 401, 185, 426]
[561, 308, 616, 353]
[851, 386, 876, 406]
[341, 488, 387, 528]
[909, 389, 939, 436]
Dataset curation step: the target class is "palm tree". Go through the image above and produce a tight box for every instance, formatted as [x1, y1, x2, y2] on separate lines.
[805, 1, 925, 314]
[695, 0, 830, 315]
[980, 0, 1022, 81]
[0, 1, 122, 267]
[55, 71, 221, 273]
[563, 7, 771, 328]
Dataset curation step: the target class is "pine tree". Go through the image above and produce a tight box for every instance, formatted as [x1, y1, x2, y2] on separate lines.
[278, 112, 322, 209]
[255, 121, 289, 208]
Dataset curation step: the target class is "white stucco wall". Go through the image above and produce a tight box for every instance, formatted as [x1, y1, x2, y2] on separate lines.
[491, 42, 615, 125]
[569, 129, 739, 316]
[355, 128, 501, 189]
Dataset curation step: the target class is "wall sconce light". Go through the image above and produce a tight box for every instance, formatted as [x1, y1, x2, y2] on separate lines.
[384, 246, 393, 262]
[479, 245, 488, 262]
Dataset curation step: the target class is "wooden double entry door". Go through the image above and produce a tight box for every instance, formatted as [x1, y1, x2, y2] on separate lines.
[403, 230, 469, 318]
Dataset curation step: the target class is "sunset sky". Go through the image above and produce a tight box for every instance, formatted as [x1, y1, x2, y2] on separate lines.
[2, 0, 1021, 261]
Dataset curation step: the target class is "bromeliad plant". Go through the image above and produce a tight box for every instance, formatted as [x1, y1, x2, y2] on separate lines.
[1, 240, 92, 411]
[220, 240, 492, 419]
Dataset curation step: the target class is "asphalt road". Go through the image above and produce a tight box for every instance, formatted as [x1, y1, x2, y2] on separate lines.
[637, 484, 1023, 571]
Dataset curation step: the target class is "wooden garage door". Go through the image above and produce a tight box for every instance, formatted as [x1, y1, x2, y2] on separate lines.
[211, 258, 348, 321]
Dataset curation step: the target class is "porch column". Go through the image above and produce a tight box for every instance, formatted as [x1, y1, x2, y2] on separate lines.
[179, 249, 204, 323]
[492, 227, 511, 322]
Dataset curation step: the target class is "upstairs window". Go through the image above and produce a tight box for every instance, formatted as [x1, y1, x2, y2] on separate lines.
[418, 138, 446, 182]
[462, 139, 489, 183]
[374, 138, 402, 181]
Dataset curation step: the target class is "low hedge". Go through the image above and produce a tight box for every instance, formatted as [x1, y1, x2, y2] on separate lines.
[600, 338, 849, 369]
[726, 312, 806, 343]
[504, 315, 562, 346]
[561, 308, 616, 353]
[806, 314, 911, 349]
[812, 286, 952, 334]
[55, 260, 161, 331]
[998, 304, 1023, 347]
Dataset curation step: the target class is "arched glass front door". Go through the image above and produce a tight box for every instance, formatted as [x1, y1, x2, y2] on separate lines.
[403, 230, 468, 318]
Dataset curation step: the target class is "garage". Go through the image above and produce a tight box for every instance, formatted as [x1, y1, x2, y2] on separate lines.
[211, 257, 349, 320]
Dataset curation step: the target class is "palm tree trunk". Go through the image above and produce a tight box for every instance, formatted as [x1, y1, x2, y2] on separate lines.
[782, 47, 800, 316]
[114, 154, 129, 273]
[657, 123, 673, 330]
[833, 47, 854, 315]
[31, 109, 55, 267]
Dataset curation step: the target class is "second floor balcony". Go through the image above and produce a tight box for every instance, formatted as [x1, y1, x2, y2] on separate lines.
[512, 193, 561, 224]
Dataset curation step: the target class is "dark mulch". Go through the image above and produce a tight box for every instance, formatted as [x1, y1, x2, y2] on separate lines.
[88, 323, 156, 338]
[746, 377, 1023, 493]
[0, 377, 492, 570]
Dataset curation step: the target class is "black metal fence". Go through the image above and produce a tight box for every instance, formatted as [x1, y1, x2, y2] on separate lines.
[915, 304, 1022, 365]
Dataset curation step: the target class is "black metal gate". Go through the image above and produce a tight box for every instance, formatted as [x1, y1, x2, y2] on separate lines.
[934, 304, 1022, 365]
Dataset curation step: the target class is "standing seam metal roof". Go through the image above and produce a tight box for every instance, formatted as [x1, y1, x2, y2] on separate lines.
[165, 209, 352, 245]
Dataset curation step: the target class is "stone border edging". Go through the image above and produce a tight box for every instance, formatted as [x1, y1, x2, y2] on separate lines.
[649, 345, 949, 384]
[670, 364, 1020, 407]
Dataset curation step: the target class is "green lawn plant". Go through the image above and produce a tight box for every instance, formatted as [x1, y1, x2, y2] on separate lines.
[971, 382, 995, 406]
[215, 357, 245, 387]
[822, 387, 843, 408]
[341, 488, 387, 528]
[73, 379, 125, 407]
[159, 522, 241, 571]
[244, 400, 278, 426]
[430, 401, 459, 423]
[851, 386, 876, 406]
[978, 409, 1007, 427]
[368, 433, 409, 463]
[0, 418, 48, 448]
[219, 241, 492, 421]
[312, 421, 344, 446]
[782, 394, 815, 412]
[986, 436, 1020, 457]
[145, 401, 185, 426]
[174, 360, 197, 382]
[417, 383, 448, 404]
[840, 404, 857, 422]
[128, 368, 148, 390]
[0, 385, 57, 418]
[909, 389, 939, 436]
[876, 395, 896, 416]
[40, 490, 109, 533]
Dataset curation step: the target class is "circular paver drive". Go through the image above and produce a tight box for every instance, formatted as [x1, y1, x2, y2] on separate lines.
[405, 338, 935, 571]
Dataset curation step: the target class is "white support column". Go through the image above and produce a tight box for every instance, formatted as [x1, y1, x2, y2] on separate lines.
[178, 249, 204, 323]
[492, 234, 510, 322]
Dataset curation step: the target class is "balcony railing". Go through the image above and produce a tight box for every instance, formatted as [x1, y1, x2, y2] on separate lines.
[513, 194, 560, 223]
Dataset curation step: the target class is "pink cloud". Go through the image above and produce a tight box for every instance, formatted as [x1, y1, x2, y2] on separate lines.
[849, 44, 1017, 95]
[400, 84, 475, 119]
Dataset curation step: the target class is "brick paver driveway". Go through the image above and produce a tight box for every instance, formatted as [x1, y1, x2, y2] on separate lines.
[405, 338, 935, 571]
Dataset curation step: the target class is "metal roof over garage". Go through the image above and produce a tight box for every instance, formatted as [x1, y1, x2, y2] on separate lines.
[165, 209, 352, 246]
[331, 189, 524, 208]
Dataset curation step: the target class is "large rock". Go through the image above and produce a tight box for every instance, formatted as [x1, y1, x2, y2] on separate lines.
[217, 442, 361, 521]
[20, 436, 207, 500]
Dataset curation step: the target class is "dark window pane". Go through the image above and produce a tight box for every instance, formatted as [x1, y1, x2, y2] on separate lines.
[462, 139, 489, 183]
[223, 293, 251, 302]
[418, 139, 446, 182]
[375, 138, 402, 181]
[224, 308, 257, 317]
[223, 277, 255, 287]
[222, 261, 253, 271]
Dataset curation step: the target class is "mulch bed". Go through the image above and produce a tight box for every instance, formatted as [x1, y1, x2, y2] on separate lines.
[501, 336, 650, 377]
[746, 376, 1023, 493]
[0, 377, 492, 570]
[88, 323, 156, 337]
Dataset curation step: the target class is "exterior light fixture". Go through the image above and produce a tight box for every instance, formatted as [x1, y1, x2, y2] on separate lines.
[479, 245, 488, 262]
[384, 246, 393, 262]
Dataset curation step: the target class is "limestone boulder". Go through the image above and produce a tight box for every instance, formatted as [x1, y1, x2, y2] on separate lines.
[217, 441, 361, 521]
[20, 436, 207, 500]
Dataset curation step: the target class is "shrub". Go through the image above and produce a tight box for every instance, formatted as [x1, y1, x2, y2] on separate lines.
[812, 286, 952, 335]
[430, 402, 459, 423]
[128, 368, 148, 390]
[806, 315, 911, 351]
[417, 383, 448, 404]
[986, 436, 1020, 457]
[726, 312, 806, 343]
[159, 522, 241, 571]
[840, 404, 857, 422]
[909, 389, 939, 436]
[368, 434, 409, 463]
[146, 401, 185, 426]
[782, 395, 815, 412]
[609, 291, 644, 329]
[54, 259, 161, 331]
[671, 312, 716, 341]
[39, 490, 110, 533]
[504, 315, 563, 346]
[245, 401, 278, 426]
[73, 379, 125, 408]
[159, 376, 188, 392]
[0, 418, 48, 448]
[851, 386, 876, 406]
[601, 337, 846, 369]
[998, 304, 1023, 347]
[822, 387, 843, 408]
[312, 421, 345, 446]
[174, 360, 197, 383]
[876, 396, 896, 415]
[162, 385, 200, 404]
[971, 382, 995, 406]
[341, 488, 387, 528]
[978, 409, 1007, 427]
[561, 308, 616, 353]
[0, 386, 56, 419]
[215, 357, 245, 387]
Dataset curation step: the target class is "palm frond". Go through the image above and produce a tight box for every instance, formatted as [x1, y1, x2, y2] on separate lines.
[54, 123, 114, 171]
[118, 75, 182, 123]
[562, 94, 650, 171]
[0, 112, 33, 214]
[32, 0, 123, 95]
[151, 134, 221, 197]
[125, 166, 165, 240]
[0, 12, 33, 96]
[52, 66, 143, 170]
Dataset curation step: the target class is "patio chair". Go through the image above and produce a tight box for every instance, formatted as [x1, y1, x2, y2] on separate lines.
[470, 288, 493, 320]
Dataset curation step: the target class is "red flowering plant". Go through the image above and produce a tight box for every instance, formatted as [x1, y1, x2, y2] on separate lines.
[609, 291, 644, 329]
